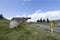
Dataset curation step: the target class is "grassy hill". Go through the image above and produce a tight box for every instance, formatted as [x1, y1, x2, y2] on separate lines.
[0, 19, 60, 40]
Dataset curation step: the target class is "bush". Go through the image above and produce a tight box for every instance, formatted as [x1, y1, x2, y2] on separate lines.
[0, 14, 3, 19]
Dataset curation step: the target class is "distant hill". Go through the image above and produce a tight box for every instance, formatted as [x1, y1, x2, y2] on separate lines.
[54, 20, 60, 23]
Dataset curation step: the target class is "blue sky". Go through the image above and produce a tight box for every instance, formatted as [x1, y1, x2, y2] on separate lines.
[0, 0, 60, 21]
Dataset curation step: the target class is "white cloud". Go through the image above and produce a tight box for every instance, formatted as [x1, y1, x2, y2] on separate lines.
[7, 15, 27, 20]
[8, 10, 60, 22]
[27, 10, 60, 22]
[15, 15, 27, 17]
[24, 0, 31, 1]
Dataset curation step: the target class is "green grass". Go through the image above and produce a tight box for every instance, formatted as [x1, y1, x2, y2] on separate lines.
[0, 19, 60, 40]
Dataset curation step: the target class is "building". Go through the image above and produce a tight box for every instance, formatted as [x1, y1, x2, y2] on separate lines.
[10, 17, 31, 28]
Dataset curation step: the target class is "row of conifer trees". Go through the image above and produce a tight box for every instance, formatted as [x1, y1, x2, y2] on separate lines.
[37, 18, 49, 22]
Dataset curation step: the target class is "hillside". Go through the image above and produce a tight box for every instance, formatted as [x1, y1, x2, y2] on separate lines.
[0, 19, 60, 40]
[54, 20, 60, 23]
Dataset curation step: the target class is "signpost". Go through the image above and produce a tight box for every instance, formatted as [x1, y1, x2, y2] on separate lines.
[50, 21, 54, 33]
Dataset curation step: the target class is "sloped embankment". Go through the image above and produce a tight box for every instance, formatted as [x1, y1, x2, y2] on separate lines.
[0, 19, 60, 40]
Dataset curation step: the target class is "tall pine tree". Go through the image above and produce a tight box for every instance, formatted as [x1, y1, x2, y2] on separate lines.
[40, 18, 42, 22]
[37, 19, 40, 22]
[43, 19, 45, 22]
[47, 18, 49, 22]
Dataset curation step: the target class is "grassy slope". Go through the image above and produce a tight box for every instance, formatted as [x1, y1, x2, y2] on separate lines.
[0, 19, 60, 40]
